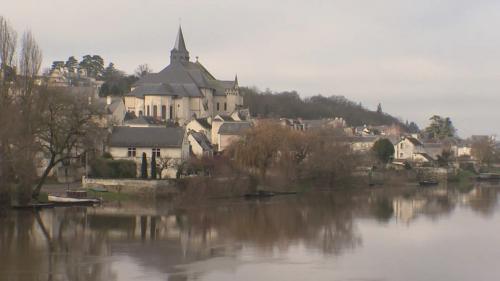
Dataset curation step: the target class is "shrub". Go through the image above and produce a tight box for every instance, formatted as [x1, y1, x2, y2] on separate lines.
[90, 158, 136, 178]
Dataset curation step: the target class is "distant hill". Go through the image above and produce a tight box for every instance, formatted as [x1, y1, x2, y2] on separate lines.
[241, 87, 410, 128]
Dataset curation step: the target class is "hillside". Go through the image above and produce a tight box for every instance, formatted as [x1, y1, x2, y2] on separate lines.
[241, 87, 409, 128]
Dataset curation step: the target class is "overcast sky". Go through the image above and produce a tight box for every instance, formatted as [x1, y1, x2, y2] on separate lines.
[2, 0, 499, 137]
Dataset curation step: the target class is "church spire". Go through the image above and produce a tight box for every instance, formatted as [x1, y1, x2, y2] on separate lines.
[170, 26, 190, 63]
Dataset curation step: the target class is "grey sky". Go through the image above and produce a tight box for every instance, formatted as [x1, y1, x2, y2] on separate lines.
[2, 0, 499, 137]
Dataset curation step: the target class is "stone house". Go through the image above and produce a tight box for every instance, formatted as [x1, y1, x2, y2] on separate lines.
[108, 126, 189, 178]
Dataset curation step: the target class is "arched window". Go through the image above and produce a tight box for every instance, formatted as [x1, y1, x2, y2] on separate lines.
[139, 110, 143, 116]
[169, 105, 173, 119]
[146, 105, 150, 116]
[216, 102, 220, 111]
[161, 105, 166, 119]
[224, 102, 227, 111]
[153, 105, 158, 118]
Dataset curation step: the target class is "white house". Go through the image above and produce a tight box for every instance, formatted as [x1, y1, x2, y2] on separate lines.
[217, 122, 252, 152]
[108, 126, 189, 178]
[394, 136, 446, 163]
[394, 137, 425, 160]
[187, 131, 213, 158]
[124, 26, 243, 125]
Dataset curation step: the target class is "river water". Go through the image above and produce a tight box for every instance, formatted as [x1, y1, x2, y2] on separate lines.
[1, 183, 500, 281]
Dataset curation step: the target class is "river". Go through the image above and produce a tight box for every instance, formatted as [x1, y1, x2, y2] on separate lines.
[1, 183, 500, 281]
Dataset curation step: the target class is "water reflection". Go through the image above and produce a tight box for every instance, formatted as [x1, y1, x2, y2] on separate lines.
[1, 183, 500, 281]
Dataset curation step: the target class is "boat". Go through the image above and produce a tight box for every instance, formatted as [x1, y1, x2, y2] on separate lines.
[244, 190, 276, 199]
[244, 190, 297, 199]
[419, 180, 439, 186]
[48, 195, 101, 205]
[476, 173, 500, 181]
[12, 203, 55, 209]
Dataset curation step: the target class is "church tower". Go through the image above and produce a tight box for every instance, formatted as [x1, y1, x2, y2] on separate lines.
[170, 26, 190, 63]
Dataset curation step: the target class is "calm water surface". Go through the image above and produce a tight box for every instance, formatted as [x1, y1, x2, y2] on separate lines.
[2, 183, 500, 281]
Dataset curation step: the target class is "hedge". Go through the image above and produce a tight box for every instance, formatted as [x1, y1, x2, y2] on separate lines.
[90, 158, 136, 178]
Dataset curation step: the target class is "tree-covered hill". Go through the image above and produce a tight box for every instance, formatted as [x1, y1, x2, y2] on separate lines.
[241, 87, 410, 128]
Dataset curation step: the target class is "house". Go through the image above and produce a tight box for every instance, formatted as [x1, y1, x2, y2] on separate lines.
[124, 116, 164, 127]
[217, 122, 252, 152]
[394, 136, 447, 163]
[100, 96, 126, 126]
[281, 118, 347, 131]
[394, 137, 424, 160]
[350, 136, 379, 152]
[186, 117, 212, 138]
[108, 127, 189, 178]
[188, 131, 213, 158]
[124, 26, 243, 125]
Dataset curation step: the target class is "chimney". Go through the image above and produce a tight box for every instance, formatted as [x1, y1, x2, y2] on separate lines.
[106, 95, 112, 105]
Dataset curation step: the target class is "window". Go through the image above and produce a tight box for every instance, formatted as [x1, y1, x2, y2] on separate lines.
[400, 143, 404, 149]
[153, 105, 158, 118]
[161, 105, 166, 119]
[224, 102, 227, 111]
[128, 147, 136, 157]
[139, 110, 143, 116]
[147, 105, 150, 116]
[400, 153, 403, 158]
[169, 105, 173, 119]
[152, 148, 161, 158]
[216, 102, 220, 111]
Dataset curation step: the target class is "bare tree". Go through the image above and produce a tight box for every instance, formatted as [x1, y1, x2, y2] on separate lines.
[0, 16, 17, 193]
[471, 136, 496, 167]
[10, 30, 43, 201]
[32, 87, 102, 198]
[134, 64, 152, 78]
[19, 30, 42, 94]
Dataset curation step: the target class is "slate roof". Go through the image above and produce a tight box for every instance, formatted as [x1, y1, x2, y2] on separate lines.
[414, 152, 434, 162]
[218, 122, 252, 135]
[124, 116, 163, 126]
[109, 127, 184, 148]
[215, 114, 234, 122]
[405, 137, 423, 146]
[126, 27, 236, 99]
[190, 131, 212, 151]
[195, 118, 212, 129]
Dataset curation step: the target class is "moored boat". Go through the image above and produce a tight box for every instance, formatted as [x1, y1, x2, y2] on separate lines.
[476, 173, 500, 181]
[419, 180, 439, 186]
[48, 195, 100, 205]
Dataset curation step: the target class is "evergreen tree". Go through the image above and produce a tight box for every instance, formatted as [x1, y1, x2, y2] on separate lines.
[79, 54, 104, 78]
[372, 138, 395, 163]
[51, 61, 65, 71]
[65, 56, 78, 73]
[424, 115, 456, 140]
[141, 152, 148, 179]
[151, 153, 157, 179]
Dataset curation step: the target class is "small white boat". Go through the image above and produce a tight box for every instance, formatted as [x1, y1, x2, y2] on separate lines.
[48, 195, 100, 205]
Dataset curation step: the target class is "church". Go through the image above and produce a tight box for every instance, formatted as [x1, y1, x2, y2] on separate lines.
[124, 27, 243, 125]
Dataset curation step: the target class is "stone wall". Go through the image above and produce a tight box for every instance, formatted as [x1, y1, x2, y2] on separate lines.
[82, 176, 178, 195]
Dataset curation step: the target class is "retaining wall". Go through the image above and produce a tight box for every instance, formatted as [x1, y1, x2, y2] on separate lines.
[82, 176, 178, 195]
